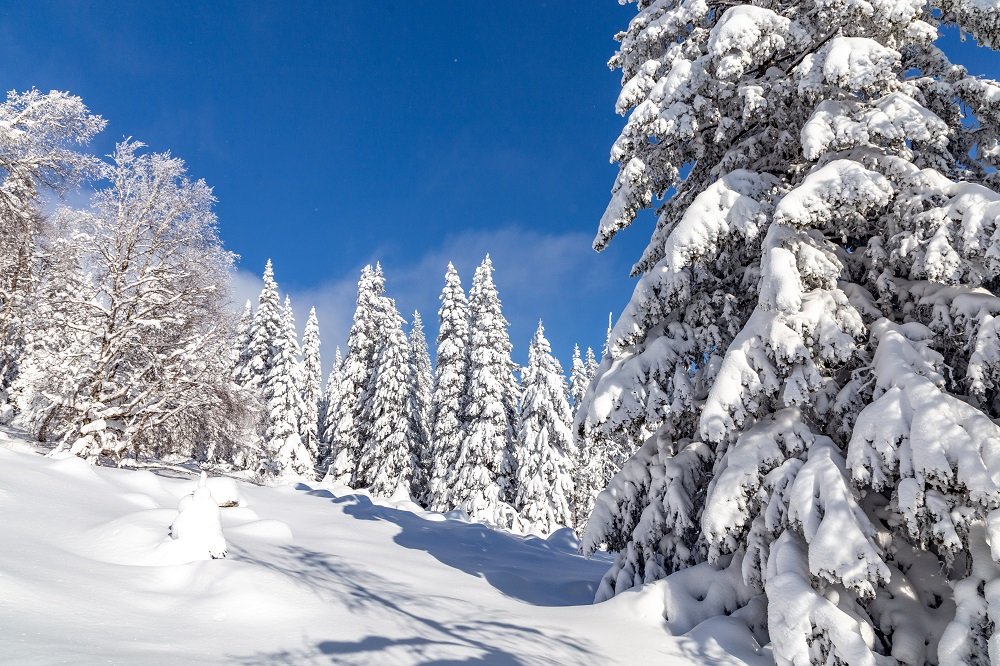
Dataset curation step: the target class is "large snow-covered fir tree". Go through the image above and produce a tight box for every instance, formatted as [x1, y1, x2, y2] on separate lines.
[407, 310, 434, 505]
[579, 1, 1000, 663]
[452, 256, 520, 526]
[514, 322, 576, 534]
[427, 263, 470, 512]
[356, 299, 419, 497]
[324, 264, 388, 485]
[299, 306, 323, 463]
[259, 296, 310, 480]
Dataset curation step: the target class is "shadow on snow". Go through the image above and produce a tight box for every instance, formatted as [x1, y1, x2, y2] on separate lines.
[302, 484, 610, 607]
[228, 538, 593, 665]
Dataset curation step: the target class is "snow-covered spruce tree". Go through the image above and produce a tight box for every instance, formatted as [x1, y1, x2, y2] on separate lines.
[580, 2, 1000, 663]
[568, 344, 589, 416]
[324, 264, 388, 485]
[584, 346, 599, 382]
[452, 255, 520, 526]
[0, 90, 105, 400]
[407, 310, 434, 505]
[515, 322, 576, 534]
[356, 299, 419, 497]
[570, 346, 607, 528]
[234, 260, 282, 394]
[318, 345, 343, 469]
[232, 299, 252, 372]
[300, 306, 323, 465]
[258, 296, 311, 481]
[262, 337, 311, 480]
[23, 141, 247, 462]
[427, 263, 470, 512]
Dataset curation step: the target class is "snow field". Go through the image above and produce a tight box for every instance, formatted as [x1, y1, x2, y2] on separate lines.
[0, 430, 764, 665]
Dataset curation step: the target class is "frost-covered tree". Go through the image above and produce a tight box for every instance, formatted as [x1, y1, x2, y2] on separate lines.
[234, 260, 281, 394]
[356, 299, 417, 497]
[584, 347, 599, 382]
[452, 255, 520, 526]
[324, 264, 387, 485]
[318, 346, 343, 469]
[407, 310, 434, 505]
[0, 89, 105, 398]
[262, 315, 312, 481]
[515, 322, 575, 534]
[20, 141, 247, 463]
[568, 345, 589, 415]
[427, 263, 469, 512]
[300, 306, 322, 463]
[232, 299, 252, 372]
[281, 296, 303, 389]
[580, 1, 1000, 663]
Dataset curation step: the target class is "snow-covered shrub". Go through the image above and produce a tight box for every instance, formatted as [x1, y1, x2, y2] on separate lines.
[580, 0, 1000, 662]
[169, 472, 228, 560]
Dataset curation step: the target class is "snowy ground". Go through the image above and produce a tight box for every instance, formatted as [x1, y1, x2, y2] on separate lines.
[0, 428, 765, 665]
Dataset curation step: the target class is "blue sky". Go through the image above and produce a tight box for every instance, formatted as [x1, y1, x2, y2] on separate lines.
[1, 3, 997, 367]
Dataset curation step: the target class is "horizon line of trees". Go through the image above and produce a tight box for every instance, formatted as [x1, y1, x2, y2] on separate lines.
[232, 256, 612, 533]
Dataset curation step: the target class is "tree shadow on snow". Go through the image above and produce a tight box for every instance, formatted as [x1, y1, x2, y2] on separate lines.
[300, 485, 610, 608]
[228, 541, 593, 665]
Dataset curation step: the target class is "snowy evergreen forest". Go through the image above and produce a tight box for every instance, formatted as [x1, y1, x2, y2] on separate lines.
[3, 0, 1000, 663]
[0, 101, 606, 536]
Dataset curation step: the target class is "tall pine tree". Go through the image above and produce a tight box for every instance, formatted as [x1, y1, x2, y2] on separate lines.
[300, 306, 323, 464]
[407, 310, 434, 505]
[580, 1, 1000, 663]
[356, 298, 417, 497]
[325, 264, 387, 485]
[318, 346, 343, 468]
[427, 263, 470, 512]
[234, 260, 281, 394]
[452, 255, 520, 526]
[232, 299, 252, 373]
[263, 331, 311, 481]
[515, 322, 575, 534]
[568, 344, 589, 416]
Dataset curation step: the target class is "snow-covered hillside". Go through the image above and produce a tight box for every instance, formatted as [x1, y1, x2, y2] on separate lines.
[0, 428, 765, 665]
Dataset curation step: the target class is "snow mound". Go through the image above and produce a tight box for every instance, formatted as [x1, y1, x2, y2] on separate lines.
[168, 472, 228, 560]
[178, 474, 244, 507]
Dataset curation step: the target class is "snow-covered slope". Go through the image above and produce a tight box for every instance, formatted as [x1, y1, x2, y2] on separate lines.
[0, 428, 764, 665]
